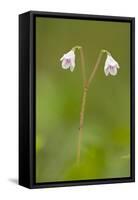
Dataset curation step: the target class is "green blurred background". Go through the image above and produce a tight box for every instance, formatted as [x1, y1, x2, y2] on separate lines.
[36, 17, 130, 183]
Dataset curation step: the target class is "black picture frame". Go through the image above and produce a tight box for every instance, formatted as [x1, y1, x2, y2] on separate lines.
[19, 11, 135, 189]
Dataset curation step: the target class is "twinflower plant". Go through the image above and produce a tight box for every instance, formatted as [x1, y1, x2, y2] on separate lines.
[60, 46, 120, 164]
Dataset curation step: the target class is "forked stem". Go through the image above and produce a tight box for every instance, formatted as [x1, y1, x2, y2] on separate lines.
[77, 49, 106, 164]
[87, 50, 106, 87]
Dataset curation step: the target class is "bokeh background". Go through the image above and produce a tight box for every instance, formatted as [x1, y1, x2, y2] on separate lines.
[36, 17, 130, 183]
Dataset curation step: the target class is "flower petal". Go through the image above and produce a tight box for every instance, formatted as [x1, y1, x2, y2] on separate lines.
[61, 59, 70, 69]
[104, 55, 110, 70]
[63, 50, 74, 59]
[104, 66, 110, 76]
[108, 55, 119, 68]
[70, 65, 75, 72]
[109, 66, 118, 76]
[60, 55, 65, 61]
[116, 63, 120, 69]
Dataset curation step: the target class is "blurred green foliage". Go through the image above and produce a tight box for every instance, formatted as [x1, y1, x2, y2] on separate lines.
[36, 17, 130, 183]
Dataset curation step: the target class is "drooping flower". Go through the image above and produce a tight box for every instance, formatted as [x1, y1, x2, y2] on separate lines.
[104, 54, 120, 76]
[60, 50, 75, 72]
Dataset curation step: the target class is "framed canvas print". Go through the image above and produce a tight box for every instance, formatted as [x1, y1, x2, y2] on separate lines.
[19, 11, 135, 189]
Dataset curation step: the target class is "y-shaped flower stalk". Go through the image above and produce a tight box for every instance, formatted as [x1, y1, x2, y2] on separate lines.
[77, 49, 112, 164]
[60, 47, 120, 164]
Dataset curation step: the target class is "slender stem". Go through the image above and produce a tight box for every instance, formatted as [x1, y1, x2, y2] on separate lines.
[87, 50, 104, 88]
[77, 84, 88, 164]
[76, 49, 106, 164]
[72, 46, 86, 84]
[79, 48, 86, 84]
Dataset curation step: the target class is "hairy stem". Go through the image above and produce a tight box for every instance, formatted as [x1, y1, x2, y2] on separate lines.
[77, 84, 88, 164]
[77, 50, 105, 164]
[87, 50, 105, 87]
[72, 46, 86, 84]
[79, 48, 86, 84]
